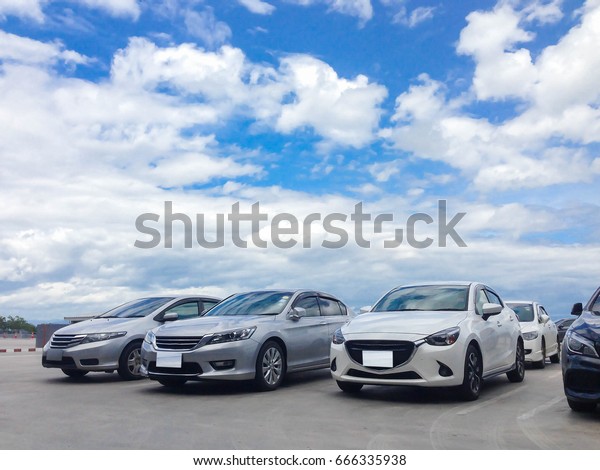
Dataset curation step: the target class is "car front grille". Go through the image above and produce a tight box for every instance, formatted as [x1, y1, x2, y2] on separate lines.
[155, 336, 204, 351]
[347, 369, 421, 380]
[345, 340, 415, 369]
[50, 334, 86, 349]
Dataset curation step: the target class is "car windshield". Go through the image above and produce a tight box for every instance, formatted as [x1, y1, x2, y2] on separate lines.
[98, 297, 174, 318]
[506, 303, 534, 322]
[372, 285, 469, 312]
[204, 291, 294, 316]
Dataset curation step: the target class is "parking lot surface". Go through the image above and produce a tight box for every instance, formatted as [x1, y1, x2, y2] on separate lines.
[1, 351, 598, 450]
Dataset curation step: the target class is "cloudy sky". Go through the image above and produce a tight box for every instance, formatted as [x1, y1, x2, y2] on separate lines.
[1, 0, 599, 323]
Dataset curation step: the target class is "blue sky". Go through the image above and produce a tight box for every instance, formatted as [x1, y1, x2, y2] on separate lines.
[1, 0, 599, 323]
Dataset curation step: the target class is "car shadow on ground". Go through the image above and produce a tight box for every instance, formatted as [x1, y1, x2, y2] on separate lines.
[137, 368, 334, 396]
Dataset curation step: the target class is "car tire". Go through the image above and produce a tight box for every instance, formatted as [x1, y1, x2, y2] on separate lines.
[507, 340, 525, 383]
[567, 398, 597, 412]
[534, 340, 546, 369]
[61, 368, 89, 378]
[254, 341, 285, 391]
[336, 380, 363, 393]
[158, 378, 187, 388]
[458, 344, 482, 401]
[117, 341, 143, 380]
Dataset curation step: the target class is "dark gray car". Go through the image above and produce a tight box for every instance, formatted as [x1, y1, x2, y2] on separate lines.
[42, 296, 221, 380]
[140, 289, 352, 390]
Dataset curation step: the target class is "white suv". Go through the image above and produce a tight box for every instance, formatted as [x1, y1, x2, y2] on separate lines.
[330, 282, 525, 400]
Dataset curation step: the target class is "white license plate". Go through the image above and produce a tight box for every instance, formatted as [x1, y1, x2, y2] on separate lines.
[46, 349, 63, 361]
[363, 350, 393, 367]
[156, 351, 182, 368]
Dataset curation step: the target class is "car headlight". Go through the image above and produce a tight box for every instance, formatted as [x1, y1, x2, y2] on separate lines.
[144, 330, 156, 345]
[81, 331, 126, 344]
[208, 327, 256, 345]
[332, 328, 345, 344]
[566, 331, 599, 358]
[425, 327, 460, 346]
[522, 331, 538, 340]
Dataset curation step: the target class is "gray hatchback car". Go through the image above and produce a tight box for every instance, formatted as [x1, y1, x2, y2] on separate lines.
[42, 296, 221, 380]
[140, 289, 353, 390]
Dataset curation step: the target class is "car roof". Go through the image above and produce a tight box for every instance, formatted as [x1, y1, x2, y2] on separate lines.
[231, 289, 340, 298]
[395, 281, 477, 288]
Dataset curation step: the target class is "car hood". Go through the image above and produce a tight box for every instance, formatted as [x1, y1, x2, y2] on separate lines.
[154, 315, 273, 336]
[571, 311, 600, 342]
[54, 317, 144, 334]
[343, 310, 469, 336]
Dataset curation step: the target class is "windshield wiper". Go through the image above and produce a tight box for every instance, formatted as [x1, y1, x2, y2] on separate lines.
[430, 308, 465, 311]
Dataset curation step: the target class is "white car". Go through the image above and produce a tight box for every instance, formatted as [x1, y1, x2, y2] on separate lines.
[505, 301, 559, 368]
[330, 282, 525, 401]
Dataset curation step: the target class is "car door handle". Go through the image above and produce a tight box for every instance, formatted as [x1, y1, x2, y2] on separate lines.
[320, 321, 327, 325]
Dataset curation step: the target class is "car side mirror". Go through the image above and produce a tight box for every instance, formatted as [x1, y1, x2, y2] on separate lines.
[359, 306, 371, 314]
[482, 303, 502, 317]
[162, 312, 179, 322]
[571, 303, 583, 316]
[288, 307, 306, 321]
[540, 314, 549, 324]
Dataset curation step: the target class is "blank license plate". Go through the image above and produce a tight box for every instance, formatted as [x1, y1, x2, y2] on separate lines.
[156, 352, 182, 368]
[362, 350, 393, 367]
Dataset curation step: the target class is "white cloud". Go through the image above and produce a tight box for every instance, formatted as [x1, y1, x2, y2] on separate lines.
[77, 0, 141, 20]
[275, 55, 387, 148]
[0, 29, 89, 65]
[288, 0, 373, 22]
[0, 0, 46, 22]
[184, 7, 232, 48]
[383, 1, 600, 191]
[238, 0, 276, 15]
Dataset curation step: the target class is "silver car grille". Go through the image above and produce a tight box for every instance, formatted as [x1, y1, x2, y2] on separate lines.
[51, 334, 87, 349]
[155, 336, 204, 351]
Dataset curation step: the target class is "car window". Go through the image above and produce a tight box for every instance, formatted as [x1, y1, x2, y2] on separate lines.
[538, 306, 549, 322]
[373, 285, 469, 312]
[204, 291, 293, 316]
[318, 297, 343, 316]
[484, 289, 502, 306]
[99, 297, 174, 318]
[475, 289, 490, 315]
[293, 296, 321, 317]
[338, 301, 348, 316]
[164, 301, 200, 320]
[590, 296, 600, 313]
[506, 303, 534, 322]
[201, 300, 219, 313]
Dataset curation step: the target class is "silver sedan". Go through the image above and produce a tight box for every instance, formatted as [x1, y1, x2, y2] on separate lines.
[140, 290, 352, 390]
[42, 296, 221, 380]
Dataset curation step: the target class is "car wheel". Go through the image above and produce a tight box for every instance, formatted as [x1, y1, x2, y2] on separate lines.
[535, 340, 546, 369]
[158, 378, 187, 388]
[458, 344, 482, 401]
[507, 340, 525, 383]
[567, 398, 597, 412]
[336, 380, 363, 393]
[254, 341, 285, 391]
[117, 342, 143, 380]
[61, 369, 89, 378]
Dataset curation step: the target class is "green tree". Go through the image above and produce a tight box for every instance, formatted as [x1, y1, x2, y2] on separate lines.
[1, 315, 35, 333]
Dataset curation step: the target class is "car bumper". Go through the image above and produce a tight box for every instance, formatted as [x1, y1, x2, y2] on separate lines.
[140, 339, 260, 381]
[41, 338, 128, 372]
[523, 338, 543, 362]
[562, 351, 600, 404]
[330, 339, 465, 388]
